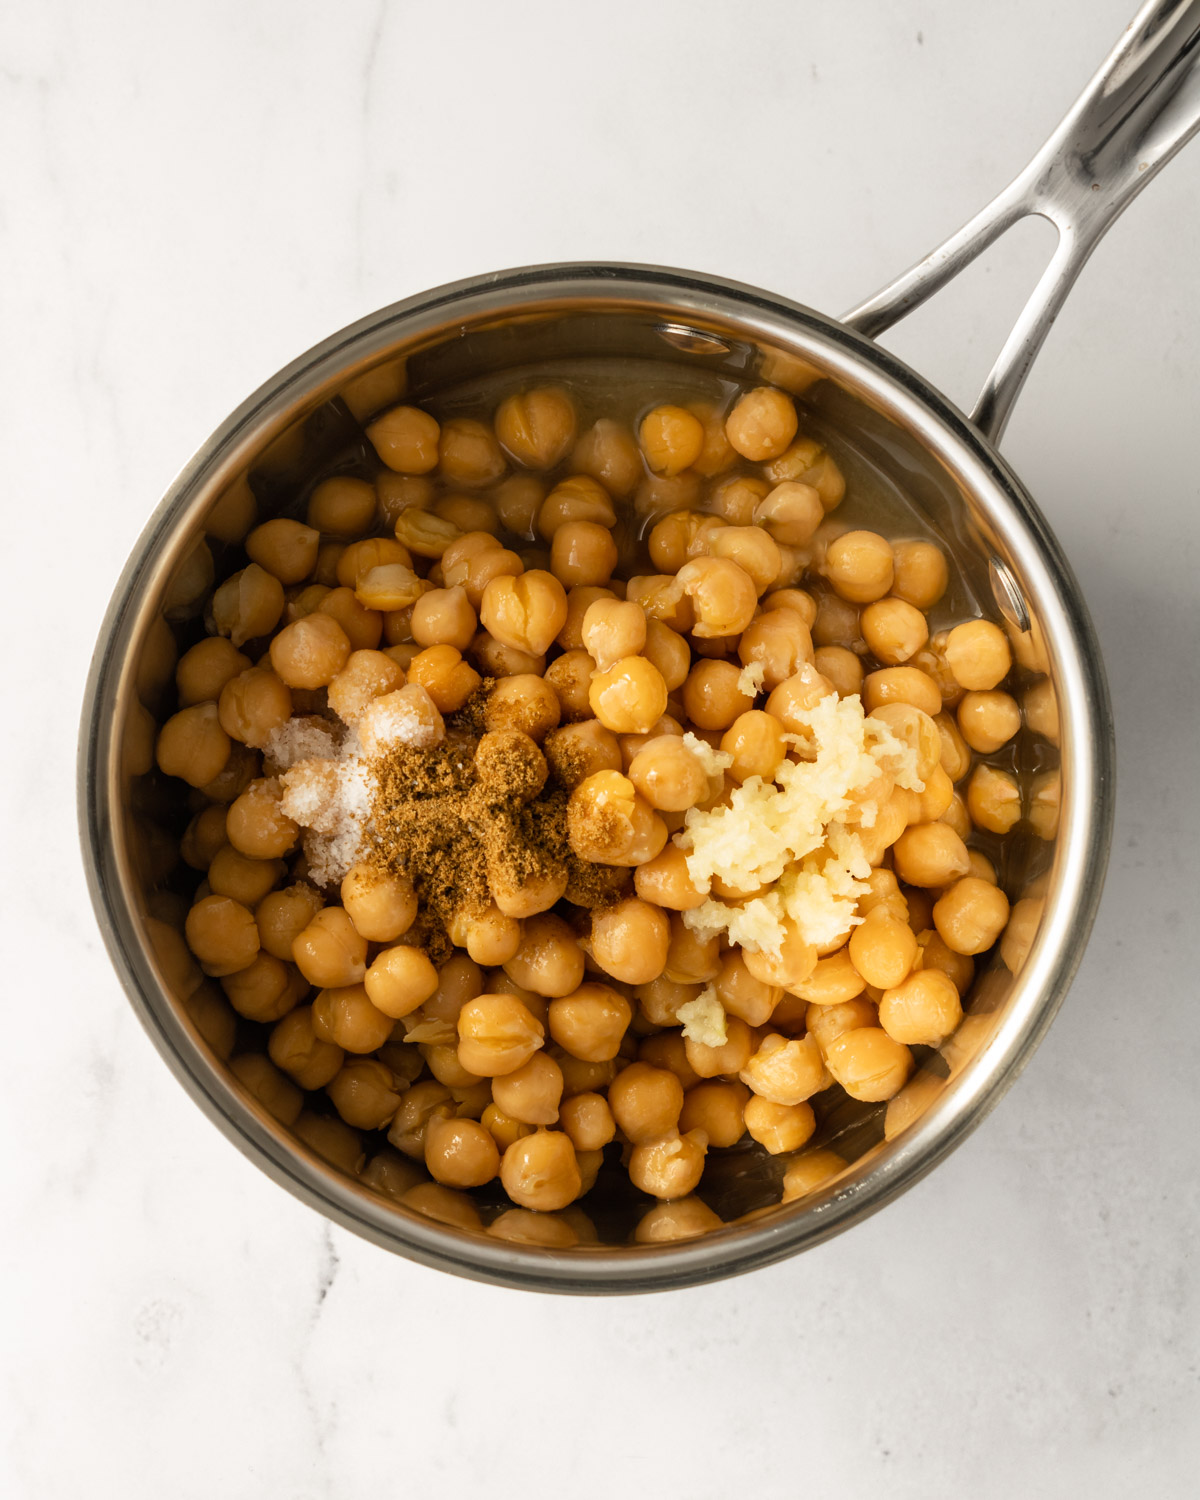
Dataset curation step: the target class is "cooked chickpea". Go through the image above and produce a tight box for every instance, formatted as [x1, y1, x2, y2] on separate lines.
[744, 1096, 816, 1154]
[424, 1114, 501, 1188]
[457, 993, 545, 1077]
[366, 405, 440, 474]
[581, 599, 646, 673]
[589, 656, 668, 735]
[405, 644, 482, 714]
[490, 1051, 564, 1126]
[210, 563, 286, 647]
[311, 982, 393, 1053]
[824, 1026, 912, 1101]
[702, 527, 781, 595]
[679, 659, 750, 731]
[226, 777, 298, 858]
[500, 1130, 581, 1211]
[401, 1182, 482, 1229]
[863, 666, 942, 717]
[268, 1006, 344, 1090]
[327, 1058, 403, 1131]
[185, 894, 259, 977]
[325, 649, 403, 726]
[605, 1062, 683, 1143]
[590, 898, 671, 985]
[824, 531, 894, 604]
[438, 416, 506, 487]
[495, 386, 577, 470]
[539, 651, 591, 722]
[256, 883, 324, 961]
[678, 1079, 749, 1147]
[944, 618, 1012, 690]
[940, 789, 972, 840]
[245, 518, 320, 586]
[456, 903, 522, 967]
[967, 763, 1022, 834]
[268, 613, 351, 691]
[217, 667, 293, 749]
[676, 556, 758, 638]
[848, 905, 918, 989]
[292, 907, 368, 988]
[958, 690, 1021, 753]
[683, 1013, 753, 1080]
[737, 608, 814, 691]
[628, 1128, 709, 1199]
[544, 719, 623, 788]
[638, 404, 704, 476]
[550, 519, 618, 589]
[363, 943, 438, 1018]
[181, 805, 230, 871]
[504, 914, 586, 998]
[635, 1197, 724, 1242]
[725, 386, 798, 461]
[306, 475, 377, 538]
[933, 710, 972, 781]
[861, 597, 929, 665]
[741, 922, 818, 989]
[811, 590, 861, 650]
[878, 969, 963, 1047]
[890, 540, 948, 610]
[627, 736, 709, 812]
[665, 917, 722, 986]
[752, 481, 823, 546]
[481, 1104, 534, 1152]
[480, 569, 568, 657]
[406, 586, 475, 651]
[537, 474, 617, 540]
[933, 877, 1011, 955]
[892, 822, 972, 888]
[570, 418, 642, 498]
[176, 637, 251, 706]
[484, 673, 561, 742]
[548, 983, 632, 1062]
[230, 1052, 304, 1126]
[709, 474, 769, 525]
[470, 631, 545, 679]
[634, 619, 686, 693]
[207, 846, 284, 910]
[634, 841, 708, 911]
[157, 703, 231, 788]
[813, 645, 863, 698]
[805, 996, 878, 1053]
[1028, 769, 1061, 840]
[555, 1092, 614, 1153]
[318, 586, 383, 650]
[781, 1150, 848, 1201]
[739, 1033, 827, 1105]
[720, 710, 786, 784]
[1023, 678, 1060, 744]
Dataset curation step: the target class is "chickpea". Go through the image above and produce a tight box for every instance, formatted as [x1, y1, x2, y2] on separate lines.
[204, 479, 256, 546]
[364, 405, 439, 474]
[551, 519, 618, 589]
[157, 703, 231, 788]
[665, 916, 722, 986]
[444, 533, 523, 606]
[676, 556, 757, 638]
[312, 543, 348, 588]
[537, 475, 617, 541]
[719, 710, 786, 785]
[244, 518, 320, 586]
[488, 1208, 579, 1247]
[480, 569, 568, 657]
[186, 894, 260, 977]
[457, 993, 545, 1077]
[933, 877, 1011, 955]
[633, 975, 696, 1028]
[325, 649, 404, 726]
[627, 736, 709, 812]
[579, 599, 645, 673]
[967, 763, 1022, 834]
[256, 883, 324, 961]
[268, 1006, 344, 1091]
[359, 1149, 426, 1202]
[375, 472, 436, 530]
[860, 597, 929, 665]
[406, 586, 475, 652]
[548, 983, 632, 1062]
[311, 982, 394, 1053]
[181, 805, 230, 871]
[357, 683, 446, 755]
[725, 386, 798, 461]
[327, 1058, 403, 1131]
[470, 631, 546, 680]
[889, 540, 948, 610]
[1024, 678, 1060, 745]
[764, 663, 835, 735]
[208, 845, 285, 909]
[488, 854, 569, 921]
[210, 563, 285, 647]
[229, 1052, 303, 1126]
[638, 619, 689, 693]
[436, 494, 501, 540]
[438, 416, 506, 487]
[738, 1033, 827, 1105]
[813, 645, 863, 699]
[628, 1128, 708, 1199]
[488, 475, 541, 539]
[543, 719, 623, 789]
[535, 651, 589, 723]
[176, 637, 251, 707]
[892, 822, 972, 888]
[781, 1150, 848, 1202]
[635, 1196, 723, 1243]
[812, 590, 861, 651]
[824, 1025, 913, 1101]
[504, 914, 586, 999]
[1028, 769, 1061, 840]
[638, 1032, 701, 1090]
[267, 613, 351, 692]
[856, 868, 908, 921]
[824, 530, 894, 604]
[603, 1062, 681, 1144]
[749, 481, 822, 548]
[490, 1051, 564, 1126]
[709, 474, 769, 525]
[558, 1091, 616, 1152]
[933, 710, 972, 781]
[557, 585, 615, 650]
[957, 690, 1021, 753]
[400, 1182, 482, 1229]
[318, 587, 384, 651]
[742, 922, 818, 989]
[878, 969, 963, 1047]
[590, 898, 671, 985]
[217, 667, 293, 750]
[405, 644, 482, 715]
[804, 996, 878, 1054]
[639, 404, 705, 476]
[945, 618, 1012, 691]
[494, 386, 577, 470]
[940, 789, 972, 841]
[863, 666, 942, 717]
[625, 574, 696, 634]
[363, 944, 438, 1018]
[848, 905, 918, 989]
[744, 1096, 816, 1155]
[292, 907, 368, 988]
[684, 1013, 754, 1079]
[634, 841, 708, 911]
[570, 418, 643, 498]
[386, 1078, 454, 1157]
[678, 1079, 749, 1147]
[482, 1104, 534, 1152]
[588, 656, 668, 735]
[305, 475, 377, 538]
[424, 1114, 501, 1188]
[480, 673, 559, 743]
[737, 608, 814, 691]
[710, 950, 781, 1027]
[681, 659, 755, 731]
[501, 1128, 582, 1211]
[292, 1112, 364, 1174]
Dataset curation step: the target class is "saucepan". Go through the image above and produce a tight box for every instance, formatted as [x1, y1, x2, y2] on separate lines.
[79, 0, 1200, 1291]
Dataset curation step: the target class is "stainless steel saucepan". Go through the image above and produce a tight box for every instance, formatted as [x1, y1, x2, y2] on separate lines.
[79, 1, 1200, 1292]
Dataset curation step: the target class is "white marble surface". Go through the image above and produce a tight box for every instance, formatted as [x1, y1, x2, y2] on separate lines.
[3, 1, 1199, 1494]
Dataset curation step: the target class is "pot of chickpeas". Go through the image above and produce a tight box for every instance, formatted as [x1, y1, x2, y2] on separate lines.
[88, 0, 1200, 1287]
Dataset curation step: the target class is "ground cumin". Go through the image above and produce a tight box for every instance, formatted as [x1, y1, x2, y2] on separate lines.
[361, 716, 624, 958]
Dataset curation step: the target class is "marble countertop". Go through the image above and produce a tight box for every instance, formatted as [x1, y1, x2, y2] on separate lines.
[3, 1, 1198, 1494]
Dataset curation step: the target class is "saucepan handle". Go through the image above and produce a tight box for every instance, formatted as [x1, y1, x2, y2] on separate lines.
[843, 0, 1200, 443]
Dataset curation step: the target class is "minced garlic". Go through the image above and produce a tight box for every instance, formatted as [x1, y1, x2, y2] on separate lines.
[735, 658, 767, 698]
[677, 988, 728, 1048]
[680, 694, 922, 957]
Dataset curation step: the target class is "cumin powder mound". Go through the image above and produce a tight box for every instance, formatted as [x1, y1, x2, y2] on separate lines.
[362, 722, 624, 956]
